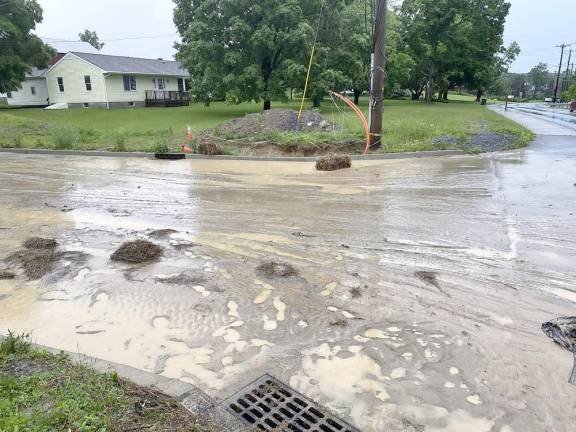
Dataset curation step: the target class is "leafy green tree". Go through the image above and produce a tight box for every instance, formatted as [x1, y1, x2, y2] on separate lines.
[175, 0, 320, 110]
[79, 30, 105, 50]
[0, 0, 54, 93]
[528, 62, 549, 97]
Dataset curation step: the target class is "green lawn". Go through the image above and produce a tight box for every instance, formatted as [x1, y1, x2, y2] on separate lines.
[0, 333, 211, 431]
[0, 95, 532, 154]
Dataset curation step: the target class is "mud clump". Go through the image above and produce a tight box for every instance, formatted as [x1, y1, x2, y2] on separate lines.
[197, 142, 224, 156]
[155, 273, 205, 286]
[6, 249, 61, 280]
[111, 240, 162, 264]
[256, 260, 298, 278]
[415, 270, 439, 287]
[316, 154, 352, 171]
[214, 109, 339, 138]
[23, 237, 58, 250]
[0, 270, 16, 280]
[148, 229, 177, 239]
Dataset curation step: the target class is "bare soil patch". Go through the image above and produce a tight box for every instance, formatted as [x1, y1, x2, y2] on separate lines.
[111, 240, 162, 264]
[256, 260, 298, 278]
[214, 109, 339, 138]
[316, 154, 352, 171]
[197, 142, 225, 156]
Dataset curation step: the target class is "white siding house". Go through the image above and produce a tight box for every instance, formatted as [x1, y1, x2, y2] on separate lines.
[0, 69, 49, 107]
[1, 47, 190, 109]
[42, 52, 190, 109]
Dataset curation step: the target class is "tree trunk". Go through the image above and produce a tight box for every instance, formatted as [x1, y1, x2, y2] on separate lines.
[312, 97, 321, 108]
[353, 89, 361, 105]
[443, 89, 448, 101]
[425, 79, 434, 103]
[476, 89, 483, 102]
[263, 100, 271, 111]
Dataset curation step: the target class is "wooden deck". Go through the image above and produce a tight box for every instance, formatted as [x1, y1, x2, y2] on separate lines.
[145, 90, 190, 107]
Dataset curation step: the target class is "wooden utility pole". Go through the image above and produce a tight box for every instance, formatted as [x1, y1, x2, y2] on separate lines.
[369, 0, 387, 150]
[562, 49, 572, 92]
[553, 43, 566, 102]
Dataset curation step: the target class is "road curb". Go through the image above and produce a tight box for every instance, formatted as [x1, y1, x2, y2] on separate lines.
[0, 147, 467, 161]
[0, 335, 249, 430]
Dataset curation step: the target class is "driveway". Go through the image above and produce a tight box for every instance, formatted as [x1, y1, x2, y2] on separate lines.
[1, 122, 575, 430]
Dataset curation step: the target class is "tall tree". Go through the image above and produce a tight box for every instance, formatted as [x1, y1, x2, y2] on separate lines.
[0, 0, 54, 93]
[175, 0, 319, 110]
[79, 30, 105, 50]
[528, 62, 549, 97]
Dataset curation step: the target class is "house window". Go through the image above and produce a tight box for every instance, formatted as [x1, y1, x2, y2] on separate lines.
[57, 77, 65, 92]
[123, 75, 137, 91]
[31, 86, 36, 95]
[84, 75, 92, 91]
[83, 103, 89, 108]
[6, 92, 12, 98]
[177, 78, 185, 92]
[128, 101, 135, 107]
[156, 78, 165, 90]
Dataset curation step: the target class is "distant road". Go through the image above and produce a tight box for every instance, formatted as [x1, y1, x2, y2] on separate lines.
[491, 103, 576, 136]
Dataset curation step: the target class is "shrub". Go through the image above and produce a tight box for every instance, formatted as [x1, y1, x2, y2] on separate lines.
[152, 143, 170, 153]
[51, 124, 79, 149]
[197, 142, 224, 155]
[112, 129, 127, 152]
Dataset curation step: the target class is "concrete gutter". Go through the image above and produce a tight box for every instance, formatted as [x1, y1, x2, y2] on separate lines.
[0, 147, 466, 161]
[0, 336, 248, 431]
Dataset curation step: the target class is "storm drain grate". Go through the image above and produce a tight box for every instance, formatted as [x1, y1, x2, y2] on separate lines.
[224, 374, 361, 432]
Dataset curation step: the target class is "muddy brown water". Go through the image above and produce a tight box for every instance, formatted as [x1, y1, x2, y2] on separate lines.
[1, 137, 575, 431]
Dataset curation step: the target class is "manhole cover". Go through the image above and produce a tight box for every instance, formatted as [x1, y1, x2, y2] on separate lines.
[224, 374, 361, 432]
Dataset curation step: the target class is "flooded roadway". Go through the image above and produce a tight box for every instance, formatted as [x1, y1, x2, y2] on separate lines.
[1, 137, 575, 431]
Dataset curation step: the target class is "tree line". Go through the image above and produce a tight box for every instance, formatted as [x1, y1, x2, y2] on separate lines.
[174, 0, 519, 110]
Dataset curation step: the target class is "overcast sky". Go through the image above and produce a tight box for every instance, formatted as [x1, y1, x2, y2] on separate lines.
[35, 0, 575, 73]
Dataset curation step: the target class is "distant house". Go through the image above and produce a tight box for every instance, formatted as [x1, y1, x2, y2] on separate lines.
[0, 40, 98, 107]
[1, 41, 190, 109]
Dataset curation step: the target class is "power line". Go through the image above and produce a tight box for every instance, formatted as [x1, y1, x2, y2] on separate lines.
[41, 34, 178, 43]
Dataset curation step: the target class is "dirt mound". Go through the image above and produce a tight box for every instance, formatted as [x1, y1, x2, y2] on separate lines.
[23, 237, 58, 250]
[197, 142, 224, 156]
[214, 109, 339, 138]
[6, 249, 61, 280]
[316, 154, 352, 171]
[111, 240, 162, 264]
[256, 260, 298, 278]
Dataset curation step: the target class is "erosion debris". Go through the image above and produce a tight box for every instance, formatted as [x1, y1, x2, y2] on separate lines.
[350, 287, 362, 298]
[197, 142, 225, 156]
[155, 272, 205, 286]
[414, 270, 451, 298]
[148, 229, 178, 239]
[542, 317, 576, 385]
[0, 270, 16, 280]
[329, 319, 348, 327]
[214, 109, 339, 138]
[256, 260, 298, 278]
[6, 248, 59, 280]
[111, 240, 162, 264]
[23, 237, 58, 250]
[316, 154, 352, 171]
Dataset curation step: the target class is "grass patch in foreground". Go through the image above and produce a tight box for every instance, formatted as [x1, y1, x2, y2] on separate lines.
[0, 332, 213, 432]
[0, 98, 532, 154]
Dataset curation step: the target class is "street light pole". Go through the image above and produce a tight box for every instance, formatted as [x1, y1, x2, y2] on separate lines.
[368, 0, 387, 150]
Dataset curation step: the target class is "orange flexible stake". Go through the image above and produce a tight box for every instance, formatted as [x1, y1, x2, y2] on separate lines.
[328, 91, 371, 154]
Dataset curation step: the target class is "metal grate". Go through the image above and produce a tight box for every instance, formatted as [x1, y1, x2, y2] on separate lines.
[224, 374, 361, 432]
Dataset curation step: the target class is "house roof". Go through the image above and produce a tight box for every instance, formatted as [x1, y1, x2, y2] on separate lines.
[43, 39, 100, 55]
[28, 67, 46, 78]
[71, 52, 189, 77]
